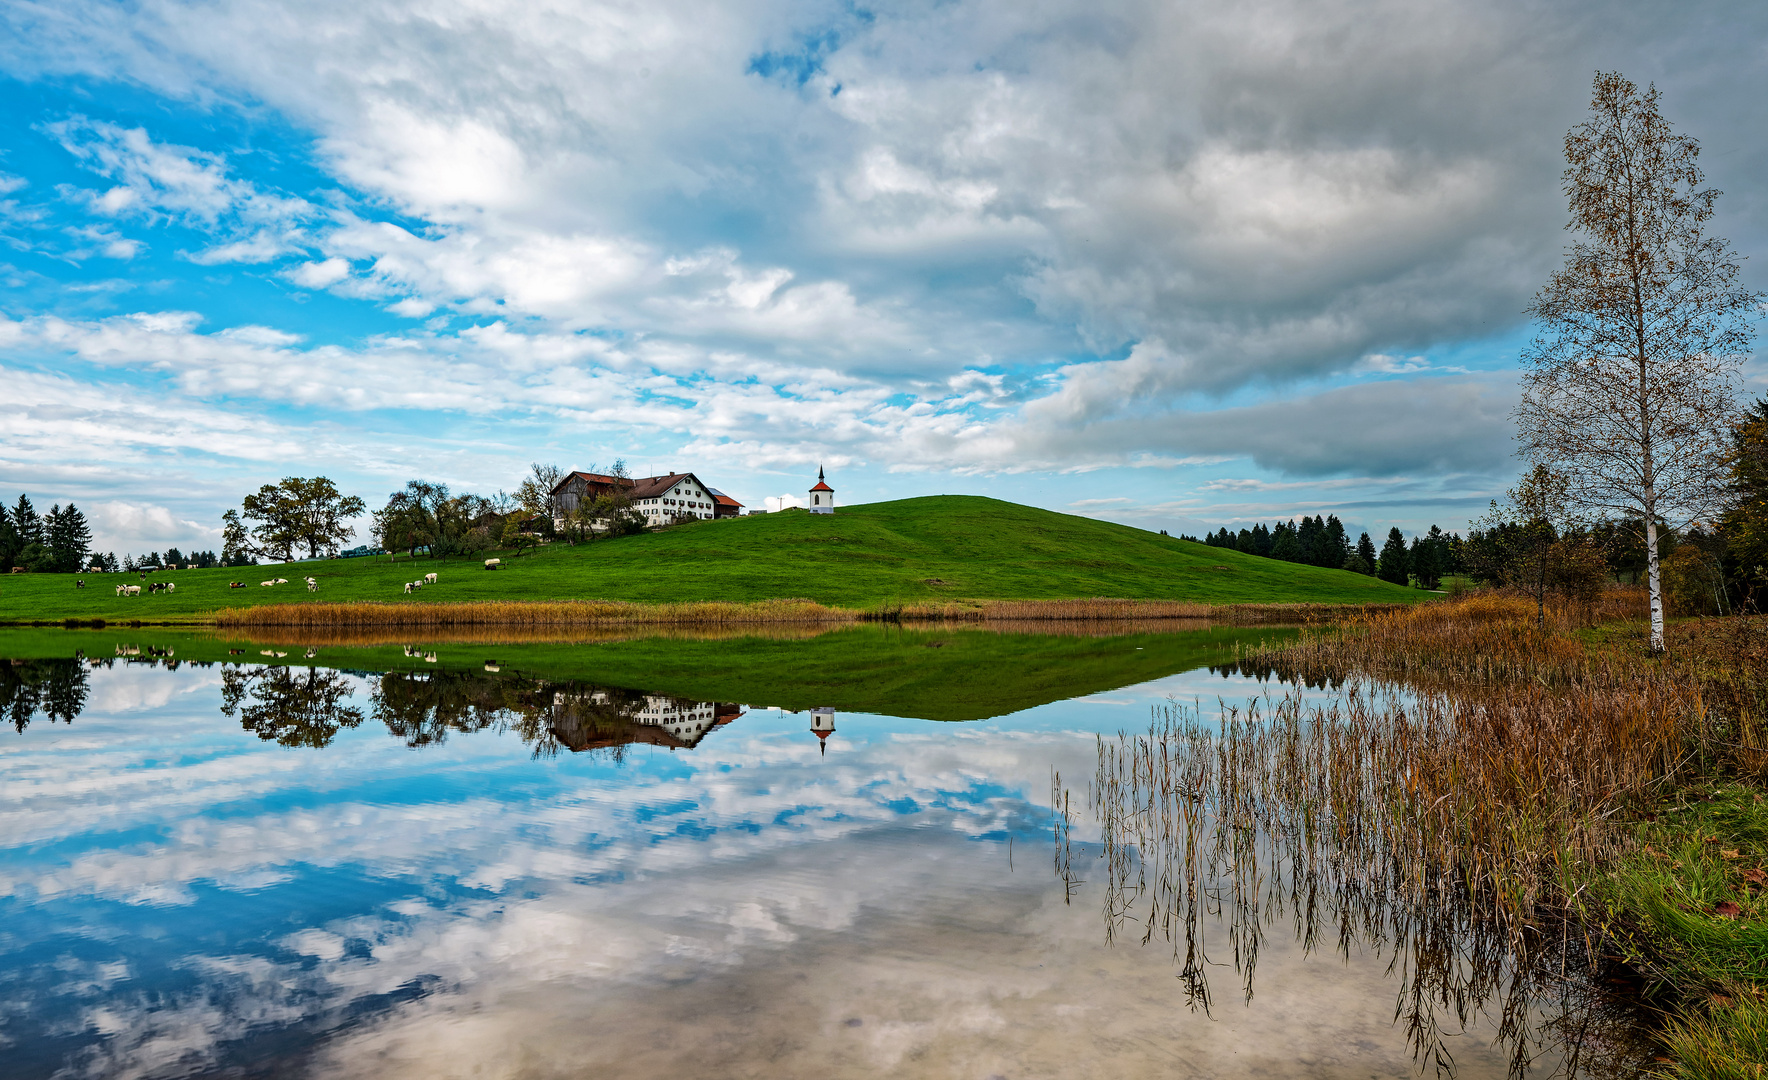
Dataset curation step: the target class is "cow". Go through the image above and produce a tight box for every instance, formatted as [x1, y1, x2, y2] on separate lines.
[424, 573, 438, 584]
[123, 585, 140, 596]
[403, 582, 414, 594]
[484, 558, 500, 569]
[167, 583, 175, 593]
[275, 578, 288, 585]
[307, 582, 318, 592]
[75, 579, 84, 589]
[261, 580, 275, 587]
[229, 582, 247, 589]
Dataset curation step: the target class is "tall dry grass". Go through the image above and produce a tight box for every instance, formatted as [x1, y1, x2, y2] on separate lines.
[202, 622, 849, 648]
[1063, 590, 1757, 1073]
[213, 599, 857, 629]
[213, 595, 1405, 629]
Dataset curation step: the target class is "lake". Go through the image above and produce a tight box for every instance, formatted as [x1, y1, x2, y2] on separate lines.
[0, 624, 1650, 1078]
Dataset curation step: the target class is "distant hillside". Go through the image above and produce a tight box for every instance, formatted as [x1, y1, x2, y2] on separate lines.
[0, 495, 1422, 622]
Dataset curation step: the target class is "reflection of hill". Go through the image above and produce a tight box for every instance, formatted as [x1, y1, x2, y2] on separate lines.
[2, 623, 1297, 724]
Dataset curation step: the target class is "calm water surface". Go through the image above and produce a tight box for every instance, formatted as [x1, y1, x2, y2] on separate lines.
[1, 631, 1626, 1079]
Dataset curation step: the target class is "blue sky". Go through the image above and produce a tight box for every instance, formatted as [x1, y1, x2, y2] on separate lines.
[1, 0, 1765, 558]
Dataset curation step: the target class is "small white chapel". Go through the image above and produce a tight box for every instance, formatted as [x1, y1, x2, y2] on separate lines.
[808, 466, 834, 514]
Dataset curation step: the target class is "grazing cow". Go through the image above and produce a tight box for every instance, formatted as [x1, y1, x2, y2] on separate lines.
[167, 583, 175, 593]
[307, 582, 317, 592]
[484, 558, 500, 569]
[75, 579, 84, 589]
[484, 662, 500, 672]
[304, 648, 317, 658]
[403, 582, 414, 594]
[260, 650, 275, 656]
[424, 573, 438, 584]
[425, 653, 438, 663]
[124, 585, 140, 596]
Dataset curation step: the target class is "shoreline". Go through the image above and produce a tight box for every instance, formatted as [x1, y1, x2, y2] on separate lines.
[2, 597, 1410, 631]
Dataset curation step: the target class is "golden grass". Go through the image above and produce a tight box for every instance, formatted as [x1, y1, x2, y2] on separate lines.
[1064, 588, 1757, 1071]
[211, 595, 1405, 629]
[213, 598, 858, 628]
[201, 622, 848, 648]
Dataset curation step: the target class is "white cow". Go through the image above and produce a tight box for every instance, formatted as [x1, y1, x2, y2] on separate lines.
[275, 578, 288, 585]
[484, 558, 500, 569]
[424, 573, 438, 584]
[403, 582, 415, 594]
[166, 583, 175, 593]
[122, 585, 141, 596]
[261, 580, 275, 587]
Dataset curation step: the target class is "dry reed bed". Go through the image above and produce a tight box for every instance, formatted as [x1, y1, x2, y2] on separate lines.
[1081, 677, 1682, 1073]
[201, 622, 848, 648]
[1064, 592, 1734, 1072]
[212, 596, 1403, 629]
[213, 599, 858, 628]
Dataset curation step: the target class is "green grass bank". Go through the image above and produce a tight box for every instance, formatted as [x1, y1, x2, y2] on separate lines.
[0, 496, 1419, 625]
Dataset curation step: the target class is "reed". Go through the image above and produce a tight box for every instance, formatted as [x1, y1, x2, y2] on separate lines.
[201, 622, 849, 648]
[885, 598, 1406, 624]
[212, 598, 859, 628]
[1063, 590, 1757, 1073]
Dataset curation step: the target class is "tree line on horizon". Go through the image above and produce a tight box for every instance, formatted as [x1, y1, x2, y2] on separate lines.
[0, 496, 97, 574]
[1181, 515, 1465, 589]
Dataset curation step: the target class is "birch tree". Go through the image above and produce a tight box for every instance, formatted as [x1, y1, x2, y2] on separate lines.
[1518, 72, 1760, 652]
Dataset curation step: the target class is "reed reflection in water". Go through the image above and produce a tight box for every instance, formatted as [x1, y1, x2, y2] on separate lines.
[1064, 684, 1660, 1079]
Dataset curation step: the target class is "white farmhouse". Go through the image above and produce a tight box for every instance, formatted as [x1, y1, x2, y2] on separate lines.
[808, 466, 834, 515]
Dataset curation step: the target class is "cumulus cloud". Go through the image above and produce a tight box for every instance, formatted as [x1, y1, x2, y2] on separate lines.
[0, 0, 1762, 530]
[44, 118, 316, 264]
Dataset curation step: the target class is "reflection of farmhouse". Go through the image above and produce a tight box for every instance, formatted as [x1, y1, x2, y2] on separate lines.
[551, 470, 744, 527]
[546, 687, 742, 752]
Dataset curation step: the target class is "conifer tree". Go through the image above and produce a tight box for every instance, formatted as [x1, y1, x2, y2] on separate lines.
[1324, 516, 1350, 569]
[1357, 532, 1378, 573]
[1377, 528, 1411, 585]
[13, 495, 41, 546]
[46, 503, 92, 574]
[1270, 521, 1301, 562]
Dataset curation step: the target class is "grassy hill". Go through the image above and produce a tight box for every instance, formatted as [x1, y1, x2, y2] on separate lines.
[0, 495, 1420, 623]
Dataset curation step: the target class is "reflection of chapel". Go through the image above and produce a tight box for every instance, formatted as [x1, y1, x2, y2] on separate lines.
[811, 707, 835, 754]
[809, 467, 834, 514]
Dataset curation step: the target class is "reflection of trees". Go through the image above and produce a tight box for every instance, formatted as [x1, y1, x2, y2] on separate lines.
[220, 666, 365, 748]
[1, 658, 90, 732]
[371, 670, 515, 748]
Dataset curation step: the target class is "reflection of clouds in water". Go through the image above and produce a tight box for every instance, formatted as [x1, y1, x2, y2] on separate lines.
[10, 662, 1519, 1080]
[84, 664, 227, 715]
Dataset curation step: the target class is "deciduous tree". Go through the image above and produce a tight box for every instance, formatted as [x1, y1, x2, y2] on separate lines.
[1517, 72, 1761, 651]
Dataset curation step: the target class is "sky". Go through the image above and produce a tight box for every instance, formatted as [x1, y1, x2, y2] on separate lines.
[1, 0, 1766, 559]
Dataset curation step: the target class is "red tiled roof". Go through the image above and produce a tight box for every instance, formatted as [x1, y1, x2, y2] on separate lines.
[809, 481, 832, 492]
[551, 471, 633, 495]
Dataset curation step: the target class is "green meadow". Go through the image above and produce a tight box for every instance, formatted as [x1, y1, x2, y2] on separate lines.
[0, 621, 1292, 722]
[0, 496, 1419, 624]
